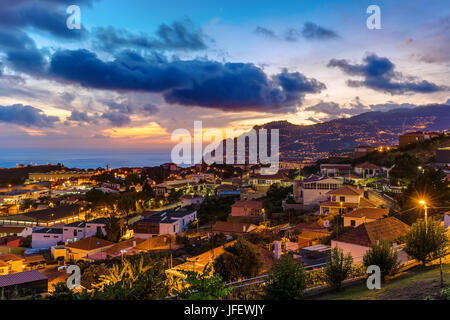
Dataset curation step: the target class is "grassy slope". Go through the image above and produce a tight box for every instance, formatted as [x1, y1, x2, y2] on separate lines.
[313, 263, 449, 300]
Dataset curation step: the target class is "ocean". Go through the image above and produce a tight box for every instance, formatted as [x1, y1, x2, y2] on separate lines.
[0, 149, 175, 169]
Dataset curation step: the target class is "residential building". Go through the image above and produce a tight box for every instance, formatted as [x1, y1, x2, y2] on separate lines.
[28, 171, 94, 182]
[32, 227, 63, 249]
[294, 176, 342, 205]
[332, 217, 410, 263]
[231, 200, 264, 217]
[217, 184, 240, 197]
[398, 131, 440, 147]
[133, 210, 190, 239]
[0, 225, 33, 238]
[319, 185, 377, 215]
[86, 238, 145, 261]
[250, 172, 291, 190]
[354, 162, 382, 178]
[62, 218, 107, 243]
[54, 237, 115, 261]
[320, 164, 352, 177]
[0, 205, 83, 227]
[0, 254, 25, 274]
[0, 270, 48, 298]
[343, 208, 389, 227]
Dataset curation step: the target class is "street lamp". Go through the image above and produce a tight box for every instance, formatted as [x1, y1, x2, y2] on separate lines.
[419, 199, 427, 228]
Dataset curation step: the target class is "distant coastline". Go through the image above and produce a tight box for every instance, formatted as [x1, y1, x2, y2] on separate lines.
[0, 149, 173, 170]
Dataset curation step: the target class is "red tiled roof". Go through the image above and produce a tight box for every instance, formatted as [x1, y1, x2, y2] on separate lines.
[335, 217, 410, 247]
[0, 270, 47, 288]
[66, 237, 114, 251]
[320, 164, 352, 169]
[254, 172, 288, 180]
[344, 208, 389, 219]
[359, 197, 378, 208]
[328, 185, 364, 196]
[232, 200, 263, 209]
[0, 254, 24, 262]
[355, 162, 382, 170]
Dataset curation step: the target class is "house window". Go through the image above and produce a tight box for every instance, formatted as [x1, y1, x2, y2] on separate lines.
[74, 230, 77, 237]
[350, 220, 356, 227]
[340, 196, 345, 202]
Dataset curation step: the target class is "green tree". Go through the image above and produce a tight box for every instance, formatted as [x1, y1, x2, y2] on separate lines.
[325, 247, 353, 290]
[104, 215, 122, 242]
[404, 219, 448, 266]
[213, 238, 263, 282]
[363, 241, 401, 280]
[264, 254, 307, 300]
[175, 264, 231, 300]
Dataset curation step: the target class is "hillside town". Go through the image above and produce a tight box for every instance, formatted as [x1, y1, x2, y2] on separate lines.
[0, 131, 449, 300]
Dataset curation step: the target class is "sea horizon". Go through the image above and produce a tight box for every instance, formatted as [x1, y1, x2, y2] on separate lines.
[0, 148, 175, 170]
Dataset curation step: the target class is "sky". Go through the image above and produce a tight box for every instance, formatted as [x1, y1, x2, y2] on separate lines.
[0, 0, 449, 151]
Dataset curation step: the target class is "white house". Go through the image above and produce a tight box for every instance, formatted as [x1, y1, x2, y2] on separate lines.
[294, 176, 342, 205]
[331, 217, 410, 263]
[132, 209, 196, 239]
[32, 227, 63, 249]
[63, 218, 107, 243]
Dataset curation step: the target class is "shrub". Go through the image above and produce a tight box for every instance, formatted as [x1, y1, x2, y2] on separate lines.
[325, 247, 353, 290]
[213, 238, 263, 282]
[175, 264, 231, 300]
[264, 254, 307, 300]
[363, 241, 401, 280]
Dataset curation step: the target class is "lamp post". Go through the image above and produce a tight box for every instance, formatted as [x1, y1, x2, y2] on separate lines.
[419, 199, 444, 287]
[419, 200, 427, 228]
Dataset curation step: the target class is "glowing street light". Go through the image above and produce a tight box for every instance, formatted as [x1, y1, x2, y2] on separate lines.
[419, 199, 428, 228]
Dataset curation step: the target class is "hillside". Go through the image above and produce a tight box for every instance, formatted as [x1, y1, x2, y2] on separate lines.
[233, 103, 450, 161]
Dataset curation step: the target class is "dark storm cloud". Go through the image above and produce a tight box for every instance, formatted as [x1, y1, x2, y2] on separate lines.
[101, 112, 131, 127]
[0, 28, 47, 75]
[92, 18, 208, 52]
[0, 1, 89, 40]
[328, 54, 447, 94]
[301, 22, 339, 40]
[47, 49, 325, 112]
[67, 110, 98, 124]
[0, 104, 59, 127]
[164, 67, 325, 111]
